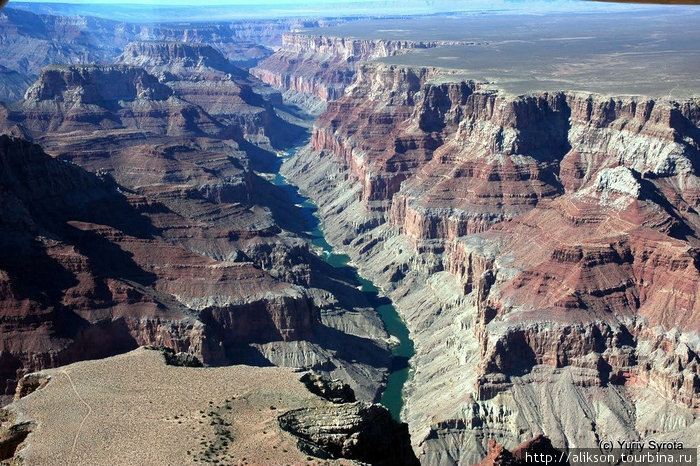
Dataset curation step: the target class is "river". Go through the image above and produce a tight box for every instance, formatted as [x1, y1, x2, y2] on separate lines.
[270, 144, 415, 421]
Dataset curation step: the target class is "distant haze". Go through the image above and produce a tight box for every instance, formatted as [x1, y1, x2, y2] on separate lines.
[3, 0, 664, 22]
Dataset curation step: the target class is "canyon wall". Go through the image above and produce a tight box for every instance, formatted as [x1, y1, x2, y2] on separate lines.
[282, 57, 700, 463]
[251, 32, 468, 106]
[0, 134, 317, 396]
[0, 46, 392, 403]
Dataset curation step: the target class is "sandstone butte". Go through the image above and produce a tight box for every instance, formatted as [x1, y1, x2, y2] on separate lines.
[0, 5, 698, 466]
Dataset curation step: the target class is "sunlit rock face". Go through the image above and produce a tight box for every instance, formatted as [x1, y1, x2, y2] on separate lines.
[283, 58, 700, 463]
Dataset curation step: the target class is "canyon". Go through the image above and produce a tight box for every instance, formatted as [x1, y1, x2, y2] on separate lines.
[0, 37, 397, 409]
[265, 10, 700, 465]
[0, 2, 699, 465]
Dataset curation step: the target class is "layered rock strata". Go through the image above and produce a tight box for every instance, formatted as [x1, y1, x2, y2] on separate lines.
[251, 33, 470, 106]
[0, 7, 323, 102]
[473, 435, 565, 466]
[0, 49, 391, 403]
[300, 372, 356, 403]
[282, 61, 700, 463]
[0, 135, 316, 396]
[278, 395, 419, 465]
[115, 41, 303, 145]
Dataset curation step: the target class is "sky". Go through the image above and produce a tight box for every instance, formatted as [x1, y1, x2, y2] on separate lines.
[3, 0, 675, 22]
[9, 0, 570, 4]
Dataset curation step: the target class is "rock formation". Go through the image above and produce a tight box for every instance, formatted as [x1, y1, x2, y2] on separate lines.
[473, 435, 566, 466]
[12, 374, 51, 402]
[3, 5, 699, 465]
[115, 41, 303, 145]
[282, 57, 700, 463]
[0, 67, 389, 402]
[0, 6, 319, 102]
[0, 409, 33, 463]
[299, 371, 356, 403]
[278, 401, 419, 464]
[0, 134, 316, 395]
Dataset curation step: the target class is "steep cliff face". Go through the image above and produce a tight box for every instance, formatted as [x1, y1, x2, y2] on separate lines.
[282, 62, 700, 463]
[251, 33, 465, 104]
[117, 41, 241, 77]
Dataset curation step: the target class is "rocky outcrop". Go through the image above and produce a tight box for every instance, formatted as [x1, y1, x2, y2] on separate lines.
[13, 374, 51, 401]
[282, 60, 700, 463]
[299, 372, 356, 403]
[0, 409, 33, 462]
[144, 345, 203, 367]
[278, 401, 419, 465]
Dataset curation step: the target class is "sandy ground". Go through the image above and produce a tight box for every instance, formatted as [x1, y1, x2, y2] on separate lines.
[6, 348, 356, 465]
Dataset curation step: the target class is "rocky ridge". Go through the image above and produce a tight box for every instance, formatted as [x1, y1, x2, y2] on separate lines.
[282, 60, 700, 463]
[115, 41, 303, 145]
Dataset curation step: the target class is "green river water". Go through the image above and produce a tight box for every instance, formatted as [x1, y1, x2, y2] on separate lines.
[270, 146, 414, 421]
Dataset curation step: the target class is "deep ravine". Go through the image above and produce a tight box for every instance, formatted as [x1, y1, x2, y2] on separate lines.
[270, 142, 415, 421]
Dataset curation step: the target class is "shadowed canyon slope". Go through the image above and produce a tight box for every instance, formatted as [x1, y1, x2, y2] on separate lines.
[0, 41, 394, 407]
[272, 13, 700, 464]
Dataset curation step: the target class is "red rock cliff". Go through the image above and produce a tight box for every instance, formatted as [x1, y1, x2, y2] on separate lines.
[284, 60, 700, 462]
